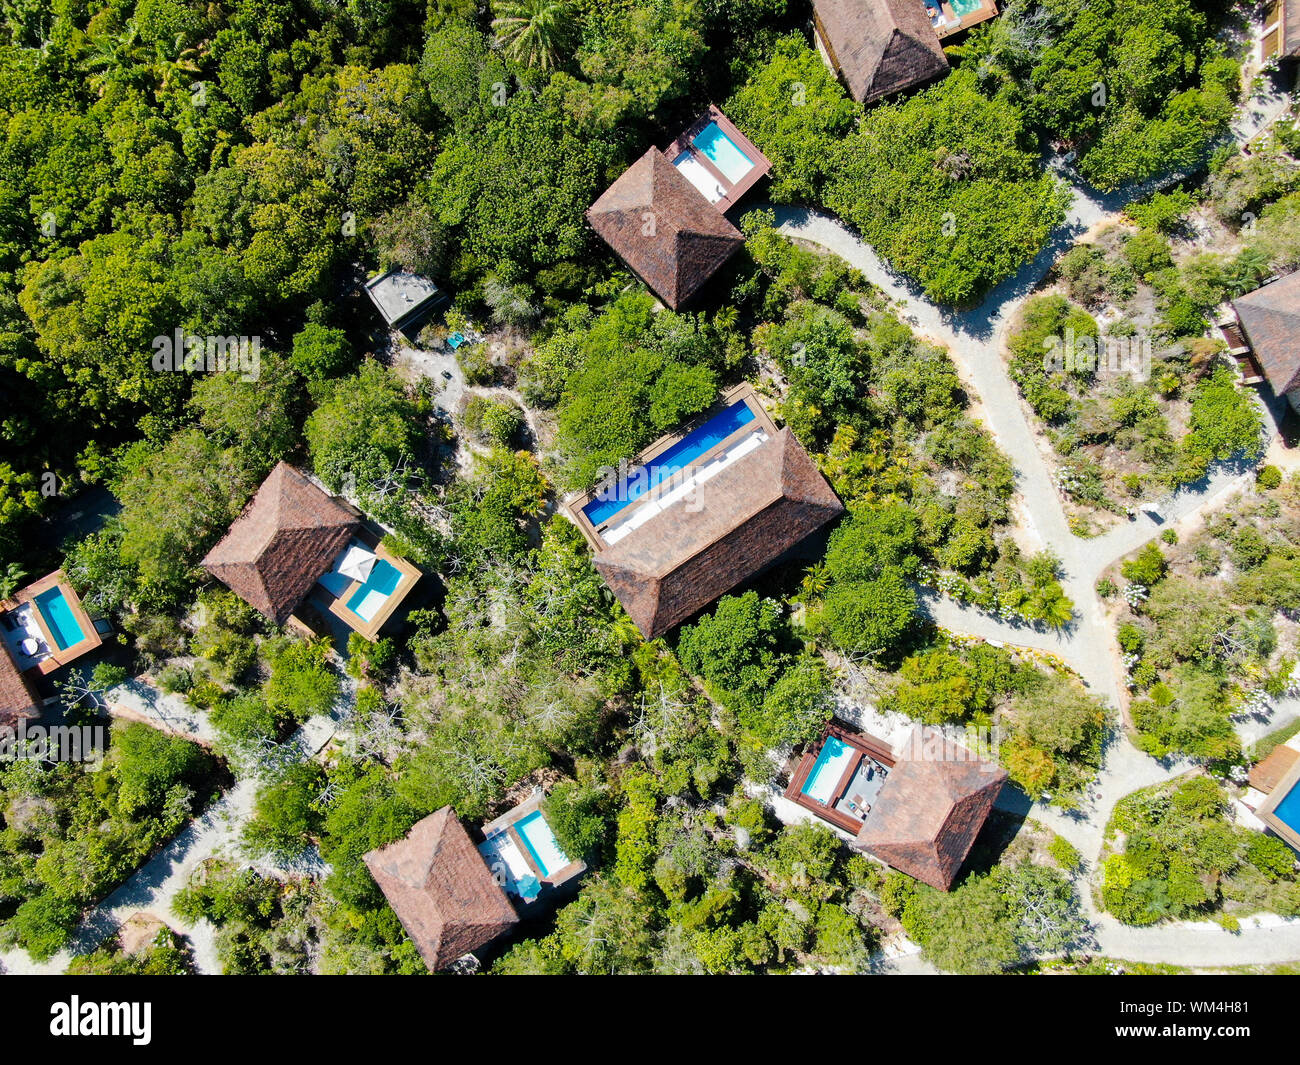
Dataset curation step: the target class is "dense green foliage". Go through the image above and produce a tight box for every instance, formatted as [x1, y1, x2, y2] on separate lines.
[1102, 775, 1300, 925]
[824, 68, 1068, 305]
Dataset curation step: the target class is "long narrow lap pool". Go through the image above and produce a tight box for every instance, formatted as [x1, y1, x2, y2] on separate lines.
[583, 400, 756, 527]
[34, 587, 85, 651]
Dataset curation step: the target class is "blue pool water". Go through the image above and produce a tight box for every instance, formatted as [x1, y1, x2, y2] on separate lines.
[346, 558, 402, 622]
[583, 400, 757, 526]
[801, 737, 857, 805]
[693, 122, 755, 185]
[1274, 780, 1300, 834]
[515, 810, 571, 878]
[35, 587, 85, 651]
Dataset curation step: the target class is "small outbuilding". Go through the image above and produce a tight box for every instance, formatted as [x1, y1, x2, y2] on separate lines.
[364, 270, 451, 332]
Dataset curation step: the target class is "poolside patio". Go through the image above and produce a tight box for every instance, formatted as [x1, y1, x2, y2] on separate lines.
[924, 0, 998, 39]
[0, 569, 104, 677]
[309, 532, 421, 643]
[477, 791, 586, 909]
[663, 105, 772, 213]
[783, 721, 897, 835]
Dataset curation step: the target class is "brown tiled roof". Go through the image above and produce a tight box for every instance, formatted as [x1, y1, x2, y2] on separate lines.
[200, 462, 360, 625]
[1250, 743, 1300, 794]
[586, 148, 744, 310]
[0, 646, 41, 724]
[1233, 271, 1300, 396]
[854, 726, 1007, 890]
[594, 429, 844, 639]
[812, 0, 950, 104]
[364, 806, 519, 972]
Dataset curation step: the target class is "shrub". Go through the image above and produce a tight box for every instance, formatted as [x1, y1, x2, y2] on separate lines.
[1257, 465, 1282, 490]
[1048, 835, 1083, 873]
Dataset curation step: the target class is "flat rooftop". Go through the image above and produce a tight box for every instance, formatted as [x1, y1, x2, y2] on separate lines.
[364, 270, 450, 330]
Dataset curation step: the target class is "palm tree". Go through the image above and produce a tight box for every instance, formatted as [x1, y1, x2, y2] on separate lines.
[1040, 590, 1075, 631]
[491, 0, 578, 72]
[799, 562, 828, 602]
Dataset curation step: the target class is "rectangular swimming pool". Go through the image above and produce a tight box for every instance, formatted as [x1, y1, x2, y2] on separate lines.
[34, 587, 85, 651]
[1274, 780, 1300, 835]
[346, 558, 402, 622]
[801, 737, 858, 805]
[583, 399, 757, 527]
[693, 122, 754, 185]
[515, 810, 571, 879]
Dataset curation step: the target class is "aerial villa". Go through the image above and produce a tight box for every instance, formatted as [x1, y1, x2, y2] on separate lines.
[563, 383, 844, 639]
[0, 569, 105, 726]
[364, 799, 584, 972]
[786, 723, 1008, 891]
[363, 269, 451, 333]
[201, 462, 421, 642]
[1247, 738, 1300, 852]
[1220, 270, 1300, 413]
[811, 0, 997, 105]
[586, 106, 771, 310]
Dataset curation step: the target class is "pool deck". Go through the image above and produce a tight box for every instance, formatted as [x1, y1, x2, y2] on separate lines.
[309, 530, 421, 642]
[562, 383, 778, 550]
[478, 792, 586, 906]
[1254, 745, 1300, 853]
[663, 105, 772, 213]
[1, 569, 103, 676]
[783, 720, 897, 836]
[929, 0, 998, 39]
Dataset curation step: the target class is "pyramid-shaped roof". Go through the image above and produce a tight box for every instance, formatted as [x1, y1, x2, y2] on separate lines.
[364, 807, 519, 972]
[0, 646, 41, 724]
[813, 0, 950, 104]
[1233, 271, 1300, 396]
[854, 726, 1007, 890]
[586, 148, 744, 310]
[201, 462, 360, 624]
[594, 430, 843, 638]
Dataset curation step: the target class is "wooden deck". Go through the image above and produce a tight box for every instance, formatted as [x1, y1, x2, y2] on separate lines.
[783, 720, 896, 836]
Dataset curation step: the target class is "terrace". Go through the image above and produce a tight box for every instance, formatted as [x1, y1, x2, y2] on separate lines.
[1249, 737, 1300, 853]
[307, 534, 422, 643]
[567, 383, 778, 550]
[476, 792, 586, 908]
[663, 105, 772, 213]
[922, 0, 998, 39]
[0, 569, 104, 677]
[783, 721, 897, 835]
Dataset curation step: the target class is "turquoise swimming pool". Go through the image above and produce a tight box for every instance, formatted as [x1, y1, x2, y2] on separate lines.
[34, 587, 85, 651]
[515, 810, 571, 879]
[346, 558, 402, 622]
[693, 122, 754, 185]
[583, 399, 757, 526]
[1274, 779, 1300, 835]
[801, 737, 856, 805]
